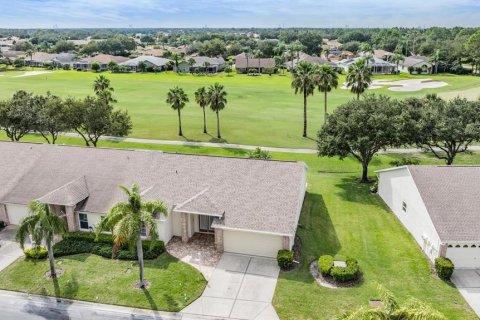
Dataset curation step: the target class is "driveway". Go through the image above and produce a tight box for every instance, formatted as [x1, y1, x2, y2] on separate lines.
[452, 269, 480, 317]
[182, 253, 280, 320]
[0, 225, 23, 272]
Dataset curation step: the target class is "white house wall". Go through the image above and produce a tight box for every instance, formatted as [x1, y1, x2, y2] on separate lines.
[223, 229, 283, 258]
[5, 204, 29, 225]
[378, 167, 441, 262]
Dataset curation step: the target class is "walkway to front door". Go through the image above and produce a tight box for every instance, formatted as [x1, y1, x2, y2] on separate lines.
[182, 253, 280, 320]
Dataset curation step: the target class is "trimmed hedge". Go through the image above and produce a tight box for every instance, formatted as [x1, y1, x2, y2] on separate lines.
[331, 258, 360, 282]
[53, 232, 165, 260]
[318, 255, 334, 276]
[24, 247, 48, 259]
[277, 250, 294, 269]
[435, 257, 454, 281]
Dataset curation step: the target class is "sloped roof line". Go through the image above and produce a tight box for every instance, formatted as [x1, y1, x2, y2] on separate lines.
[37, 176, 89, 206]
[174, 187, 224, 216]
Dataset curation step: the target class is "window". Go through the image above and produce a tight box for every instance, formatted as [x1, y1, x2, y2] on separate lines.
[140, 223, 147, 237]
[79, 213, 89, 230]
[402, 201, 407, 213]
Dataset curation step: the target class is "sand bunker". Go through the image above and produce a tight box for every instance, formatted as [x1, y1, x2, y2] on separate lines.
[13, 71, 53, 78]
[342, 78, 447, 92]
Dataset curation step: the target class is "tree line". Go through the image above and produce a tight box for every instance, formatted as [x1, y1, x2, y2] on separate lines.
[0, 75, 132, 146]
[318, 94, 480, 183]
[166, 83, 227, 139]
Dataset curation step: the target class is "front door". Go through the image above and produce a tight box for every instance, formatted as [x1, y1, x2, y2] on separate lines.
[199, 215, 215, 233]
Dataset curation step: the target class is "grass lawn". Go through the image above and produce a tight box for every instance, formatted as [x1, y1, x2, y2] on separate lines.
[0, 253, 206, 312]
[0, 136, 477, 318]
[0, 69, 479, 149]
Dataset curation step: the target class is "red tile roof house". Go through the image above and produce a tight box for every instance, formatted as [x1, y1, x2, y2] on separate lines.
[0, 142, 307, 258]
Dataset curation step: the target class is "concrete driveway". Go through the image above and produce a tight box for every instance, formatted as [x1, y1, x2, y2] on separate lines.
[452, 269, 480, 317]
[0, 225, 23, 272]
[182, 253, 280, 320]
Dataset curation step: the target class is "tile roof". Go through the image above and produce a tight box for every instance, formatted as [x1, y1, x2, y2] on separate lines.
[0, 142, 306, 236]
[407, 166, 480, 242]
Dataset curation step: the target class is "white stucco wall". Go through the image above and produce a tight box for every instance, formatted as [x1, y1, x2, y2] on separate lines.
[5, 204, 29, 225]
[223, 229, 284, 258]
[378, 167, 442, 262]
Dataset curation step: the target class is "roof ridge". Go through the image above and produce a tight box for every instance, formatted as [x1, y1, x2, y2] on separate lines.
[175, 187, 211, 209]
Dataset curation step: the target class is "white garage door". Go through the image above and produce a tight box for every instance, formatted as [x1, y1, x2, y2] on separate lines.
[6, 204, 30, 225]
[223, 229, 283, 258]
[446, 247, 480, 269]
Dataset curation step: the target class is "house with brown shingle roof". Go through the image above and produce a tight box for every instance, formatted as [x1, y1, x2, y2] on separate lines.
[377, 165, 480, 268]
[0, 142, 307, 258]
[73, 54, 129, 71]
[235, 57, 275, 74]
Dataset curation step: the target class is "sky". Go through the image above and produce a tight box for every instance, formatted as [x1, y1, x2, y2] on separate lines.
[1, 0, 479, 28]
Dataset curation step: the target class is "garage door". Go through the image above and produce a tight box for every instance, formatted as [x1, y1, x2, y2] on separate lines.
[446, 247, 480, 269]
[223, 229, 283, 258]
[6, 204, 30, 225]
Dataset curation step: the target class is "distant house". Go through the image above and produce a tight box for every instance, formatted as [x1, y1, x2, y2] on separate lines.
[337, 56, 396, 74]
[1, 50, 25, 62]
[377, 166, 480, 268]
[51, 52, 78, 68]
[235, 57, 275, 74]
[0, 39, 14, 50]
[323, 39, 342, 50]
[327, 50, 354, 62]
[232, 52, 252, 64]
[373, 49, 395, 60]
[73, 54, 129, 71]
[400, 56, 433, 74]
[119, 55, 172, 72]
[175, 56, 225, 73]
[24, 52, 58, 67]
[284, 52, 336, 70]
[136, 48, 167, 58]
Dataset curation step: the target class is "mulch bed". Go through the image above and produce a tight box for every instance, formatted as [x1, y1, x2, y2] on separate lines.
[280, 235, 302, 272]
[309, 260, 362, 288]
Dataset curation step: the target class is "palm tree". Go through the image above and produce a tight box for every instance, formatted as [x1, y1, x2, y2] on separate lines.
[207, 83, 227, 139]
[25, 49, 34, 65]
[291, 61, 317, 137]
[203, 61, 211, 73]
[359, 43, 374, 66]
[96, 184, 168, 289]
[430, 49, 441, 74]
[93, 75, 116, 104]
[166, 86, 189, 136]
[15, 201, 67, 279]
[188, 57, 196, 73]
[195, 86, 209, 133]
[315, 64, 338, 123]
[391, 53, 405, 74]
[338, 285, 446, 320]
[137, 61, 147, 73]
[346, 58, 372, 99]
[171, 52, 182, 73]
[253, 49, 263, 74]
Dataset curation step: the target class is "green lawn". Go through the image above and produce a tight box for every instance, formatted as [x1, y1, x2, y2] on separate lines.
[1, 69, 479, 148]
[0, 253, 206, 312]
[0, 136, 477, 318]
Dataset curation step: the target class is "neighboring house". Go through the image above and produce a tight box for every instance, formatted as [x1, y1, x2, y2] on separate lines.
[24, 52, 57, 67]
[51, 52, 78, 68]
[377, 166, 480, 269]
[337, 56, 396, 74]
[73, 54, 129, 71]
[119, 55, 172, 72]
[284, 52, 336, 70]
[136, 48, 167, 57]
[235, 57, 275, 74]
[323, 39, 342, 50]
[175, 56, 226, 73]
[0, 142, 307, 258]
[373, 49, 394, 60]
[232, 52, 252, 64]
[1, 50, 25, 62]
[326, 50, 354, 62]
[400, 56, 433, 74]
[0, 39, 14, 50]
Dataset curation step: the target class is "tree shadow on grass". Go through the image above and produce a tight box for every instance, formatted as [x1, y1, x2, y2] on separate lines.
[289, 192, 341, 284]
[334, 177, 379, 205]
[142, 287, 158, 310]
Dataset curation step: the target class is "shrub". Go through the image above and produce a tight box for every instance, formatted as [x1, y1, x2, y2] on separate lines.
[277, 250, 294, 269]
[318, 255, 334, 276]
[53, 239, 93, 257]
[330, 258, 360, 282]
[24, 247, 48, 259]
[435, 257, 454, 280]
[390, 158, 420, 167]
[63, 231, 113, 244]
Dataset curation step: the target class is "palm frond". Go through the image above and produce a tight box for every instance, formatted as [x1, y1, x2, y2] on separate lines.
[376, 284, 399, 314]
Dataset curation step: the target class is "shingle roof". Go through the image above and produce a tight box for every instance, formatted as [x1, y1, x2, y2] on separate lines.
[120, 55, 172, 67]
[401, 56, 431, 67]
[37, 176, 89, 206]
[187, 56, 225, 67]
[407, 166, 480, 242]
[80, 54, 129, 64]
[173, 188, 223, 216]
[235, 57, 275, 69]
[0, 142, 306, 236]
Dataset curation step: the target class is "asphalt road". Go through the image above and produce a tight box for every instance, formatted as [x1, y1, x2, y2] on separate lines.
[0, 290, 214, 320]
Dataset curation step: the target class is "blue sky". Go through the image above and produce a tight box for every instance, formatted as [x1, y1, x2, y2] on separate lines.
[1, 0, 479, 28]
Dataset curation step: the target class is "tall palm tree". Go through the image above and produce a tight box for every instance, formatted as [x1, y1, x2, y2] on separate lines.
[16, 201, 67, 279]
[166, 86, 189, 136]
[359, 43, 374, 66]
[93, 75, 116, 104]
[315, 64, 338, 123]
[195, 86, 209, 133]
[430, 49, 441, 74]
[25, 49, 34, 64]
[346, 58, 372, 99]
[171, 52, 182, 73]
[207, 83, 227, 139]
[291, 61, 317, 137]
[391, 53, 405, 74]
[97, 184, 167, 289]
[338, 285, 446, 320]
[253, 49, 263, 74]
